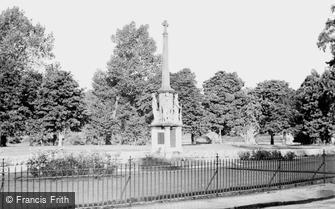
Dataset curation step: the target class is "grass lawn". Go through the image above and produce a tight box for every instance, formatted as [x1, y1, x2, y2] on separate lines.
[1, 135, 335, 165]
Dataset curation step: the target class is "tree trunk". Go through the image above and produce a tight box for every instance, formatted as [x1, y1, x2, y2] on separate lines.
[105, 134, 111, 145]
[270, 133, 274, 145]
[0, 135, 7, 147]
[111, 96, 119, 143]
[219, 128, 222, 143]
[58, 131, 64, 147]
[52, 134, 57, 146]
[112, 96, 119, 119]
[191, 133, 195, 145]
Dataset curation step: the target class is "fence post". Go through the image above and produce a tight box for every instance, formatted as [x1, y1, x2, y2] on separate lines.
[129, 156, 132, 205]
[323, 149, 326, 184]
[278, 157, 281, 189]
[1, 159, 4, 192]
[216, 153, 219, 196]
[1, 159, 4, 209]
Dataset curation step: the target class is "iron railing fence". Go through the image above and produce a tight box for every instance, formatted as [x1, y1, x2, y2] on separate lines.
[1, 151, 335, 208]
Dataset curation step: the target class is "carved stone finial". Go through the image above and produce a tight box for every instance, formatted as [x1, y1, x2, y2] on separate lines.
[162, 20, 168, 34]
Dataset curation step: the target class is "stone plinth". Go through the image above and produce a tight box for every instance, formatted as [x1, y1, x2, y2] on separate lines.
[151, 92, 182, 153]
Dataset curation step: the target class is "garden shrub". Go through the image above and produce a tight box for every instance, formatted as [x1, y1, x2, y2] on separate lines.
[27, 150, 117, 177]
[283, 151, 296, 160]
[66, 132, 86, 145]
[269, 150, 283, 159]
[139, 155, 179, 170]
[134, 137, 148, 146]
[238, 151, 250, 160]
[250, 149, 272, 160]
[8, 136, 22, 144]
[140, 155, 171, 166]
[239, 149, 296, 160]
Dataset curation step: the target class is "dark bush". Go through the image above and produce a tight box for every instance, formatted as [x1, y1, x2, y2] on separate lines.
[250, 150, 272, 160]
[239, 149, 296, 160]
[139, 155, 179, 170]
[270, 150, 283, 159]
[140, 156, 171, 166]
[134, 137, 148, 146]
[27, 150, 117, 177]
[8, 136, 22, 144]
[283, 151, 296, 160]
[238, 151, 250, 160]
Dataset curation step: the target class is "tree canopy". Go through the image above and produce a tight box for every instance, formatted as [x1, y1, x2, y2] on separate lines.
[171, 68, 207, 142]
[202, 71, 245, 135]
[29, 64, 88, 145]
[0, 7, 88, 146]
[317, 5, 335, 67]
[2, 6, 335, 147]
[253, 80, 295, 144]
[0, 7, 54, 146]
[87, 22, 161, 145]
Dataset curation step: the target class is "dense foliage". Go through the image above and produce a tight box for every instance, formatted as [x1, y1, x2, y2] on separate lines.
[239, 150, 296, 161]
[29, 64, 88, 145]
[0, 7, 54, 146]
[294, 69, 335, 144]
[85, 22, 161, 145]
[2, 5, 335, 146]
[230, 90, 262, 143]
[171, 68, 208, 143]
[253, 80, 295, 144]
[0, 7, 87, 146]
[202, 71, 245, 135]
[317, 5, 335, 67]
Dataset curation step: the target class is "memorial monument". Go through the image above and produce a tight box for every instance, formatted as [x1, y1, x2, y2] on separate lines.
[151, 20, 183, 153]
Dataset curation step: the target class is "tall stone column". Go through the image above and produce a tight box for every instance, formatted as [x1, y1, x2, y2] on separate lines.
[159, 20, 173, 93]
[151, 21, 183, 155]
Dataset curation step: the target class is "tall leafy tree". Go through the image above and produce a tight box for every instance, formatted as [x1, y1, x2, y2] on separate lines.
[294, 70, 324, 144]
[31, 64, 88, 145]
[91, 22, 161, 144]
[317, 5, 335, 67]
[230, 89, 262, 143]
[315, 4, 335, 143]
[170, 68, 207, 143]
[0, 7, 54, 146]
[294, 69, 335, 144]
[84, 70, 119, 145]
[318, 68, 335, 142]
[253, 80, 295, 145]
[202, 71, 244, 135]
[107, 21, 160, 105]
[136, 70, 161, 124]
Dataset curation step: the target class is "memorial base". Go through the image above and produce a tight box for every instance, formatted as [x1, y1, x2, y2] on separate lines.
[151, 125, 182, 154]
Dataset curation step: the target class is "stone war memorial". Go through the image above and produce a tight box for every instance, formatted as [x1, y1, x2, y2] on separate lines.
[151, 20, 183, 154]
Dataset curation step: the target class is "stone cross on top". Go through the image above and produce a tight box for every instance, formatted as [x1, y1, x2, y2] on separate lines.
[162, 20, 168, 34]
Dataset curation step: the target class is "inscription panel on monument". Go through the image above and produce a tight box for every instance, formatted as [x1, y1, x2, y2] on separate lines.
[158, 132, 165, 144]
[170, 128, 176, 147]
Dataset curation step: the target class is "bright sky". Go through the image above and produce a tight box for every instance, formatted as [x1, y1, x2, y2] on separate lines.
[0, 0, 334, 90]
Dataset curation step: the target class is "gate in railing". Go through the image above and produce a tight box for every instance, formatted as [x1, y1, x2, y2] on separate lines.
[1, 151, 335, 208]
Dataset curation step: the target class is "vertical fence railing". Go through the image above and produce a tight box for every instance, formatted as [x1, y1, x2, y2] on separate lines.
[323, 150, 326, 184]
[278, 158, 281, 189]
[1, 159, 4, 193]
[128, 156, 132, 205]
[1, 150, 334, 207]
[215, 154, 219, 196]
